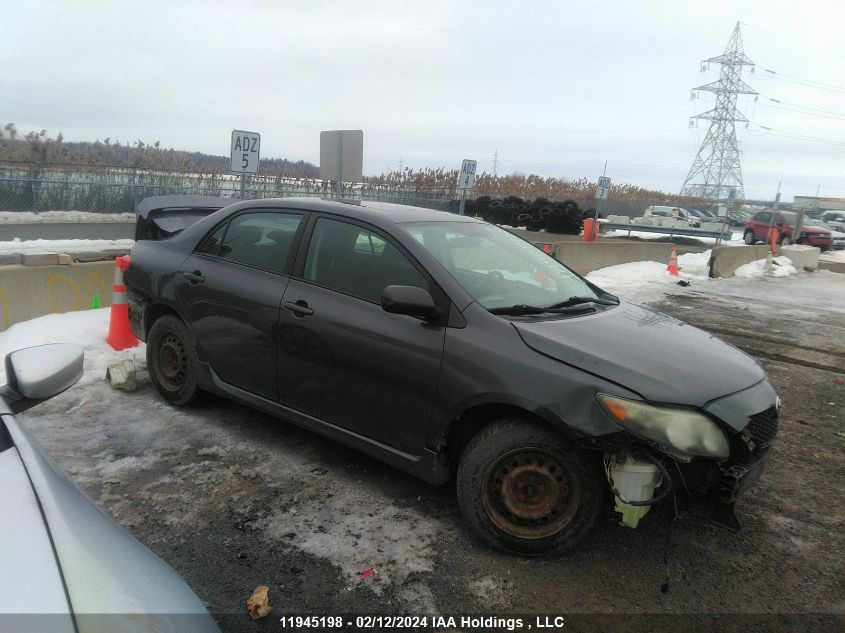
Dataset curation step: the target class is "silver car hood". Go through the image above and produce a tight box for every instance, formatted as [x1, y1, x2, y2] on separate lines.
[0, 447, 75, 633]
[2, 414, 220, 633]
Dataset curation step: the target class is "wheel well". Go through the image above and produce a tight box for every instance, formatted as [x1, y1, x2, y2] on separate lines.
[145, 303, 180, 338]
[444, 403, 561, 467]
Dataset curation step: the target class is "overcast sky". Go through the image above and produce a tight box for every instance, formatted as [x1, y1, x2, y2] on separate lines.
[3, 0, 844, 200]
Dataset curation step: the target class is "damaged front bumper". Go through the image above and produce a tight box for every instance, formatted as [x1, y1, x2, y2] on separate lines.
[602, 379, 780, 528]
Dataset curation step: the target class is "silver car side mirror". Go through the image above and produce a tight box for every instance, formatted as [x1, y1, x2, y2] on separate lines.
[4, 343, 84, 402]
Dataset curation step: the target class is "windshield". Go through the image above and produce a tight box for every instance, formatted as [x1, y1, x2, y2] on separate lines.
[402, 221, 602, 310]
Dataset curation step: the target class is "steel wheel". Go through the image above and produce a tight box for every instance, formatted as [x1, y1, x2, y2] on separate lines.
[156, 332, 188, 391]
[481, 447, 580, 540]
[743, 229, 755, 245]
[147, 315, 203, 406]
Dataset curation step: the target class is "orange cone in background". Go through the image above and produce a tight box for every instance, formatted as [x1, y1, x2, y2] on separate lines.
[666, 245, 680, 276]
[768, 227, 780, 256]
[107, 255, 139, 351]
[582, 218, 595, 242]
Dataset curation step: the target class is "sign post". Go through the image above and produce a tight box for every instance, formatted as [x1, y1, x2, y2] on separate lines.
[457, 159, 477, 216]
[230, 130, 261, 200]
[320, 130, 364, 200]
[593, 174, 611, 225]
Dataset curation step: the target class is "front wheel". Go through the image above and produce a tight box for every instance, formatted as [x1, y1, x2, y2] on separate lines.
[456, 419, 602, 556]
[147, 315, 203, 406]
[779, 235, 792, 246]
[743, 229, 756, 245]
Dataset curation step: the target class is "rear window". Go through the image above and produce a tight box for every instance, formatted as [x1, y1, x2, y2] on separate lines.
[197, 212, 303, 274]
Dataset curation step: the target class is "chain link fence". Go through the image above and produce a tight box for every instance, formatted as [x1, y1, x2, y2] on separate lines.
[0, 160, 453, 214]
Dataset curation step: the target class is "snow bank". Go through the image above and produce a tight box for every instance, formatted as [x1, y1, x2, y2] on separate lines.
[0, 238, 134, 254]
[0, 309, 143, 385]
[734, 256, 799, 279]
[0, 211, 135, 223]
[605, 230, 744, 246]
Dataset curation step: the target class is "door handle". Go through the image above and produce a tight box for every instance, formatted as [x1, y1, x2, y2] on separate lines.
[283, 301, 314, 317]
[183, 271, 204, 285]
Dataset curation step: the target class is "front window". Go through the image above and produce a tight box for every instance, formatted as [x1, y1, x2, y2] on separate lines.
[402, 221, 601, 311]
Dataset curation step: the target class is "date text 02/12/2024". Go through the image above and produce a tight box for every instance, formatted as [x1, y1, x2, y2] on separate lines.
[277, 615, 569, 630]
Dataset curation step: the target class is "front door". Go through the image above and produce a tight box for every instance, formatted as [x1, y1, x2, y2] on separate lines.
[176, 210, 306, 400]
[277, 216, 445, 454]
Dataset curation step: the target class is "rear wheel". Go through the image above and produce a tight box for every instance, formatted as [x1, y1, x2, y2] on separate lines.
[779, 235, 792, 246]
[147, 315, 203, 406]
[456, 419, 602, 556]
[743, 229, 756, 245]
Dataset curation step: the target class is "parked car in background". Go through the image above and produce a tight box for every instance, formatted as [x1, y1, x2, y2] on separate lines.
[0, 344, 220, 633]
[822, 210, 845, 233]
[743, 210, 833, 251]
[809, 219, 845, 250]
[727, 210, 752, 227]
[125, 196, 780, 555]
[643, 205, 700, 227]
[688, 209, 712, 223]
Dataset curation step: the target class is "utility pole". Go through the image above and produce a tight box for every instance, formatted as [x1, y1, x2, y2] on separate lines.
[681, 22, 756, 202]
[492, 148, 499, 178]
[765, 180, 782, 255]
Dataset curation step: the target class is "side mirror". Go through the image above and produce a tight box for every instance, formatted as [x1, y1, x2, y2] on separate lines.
[2, 344, 83, 412]
[381, 285, 438, 320]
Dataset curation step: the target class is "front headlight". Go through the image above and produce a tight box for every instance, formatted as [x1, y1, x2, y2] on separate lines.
[597, 394, 729, 460]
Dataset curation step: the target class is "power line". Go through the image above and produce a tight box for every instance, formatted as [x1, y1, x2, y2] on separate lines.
[745, 97, 845, 122]
[741, 22, 845, 61]
[757, 68, 845, 94]
[748, 122, 845, 147]
[754, 93, 845, 118]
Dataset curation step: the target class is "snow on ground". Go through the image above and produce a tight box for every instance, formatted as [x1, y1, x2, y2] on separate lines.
[0, 308, 139, 384]
[821, 248, 845, 263]
[0, 237, 134, 254]
[0, 211, 135, 223]
[585, 250, 814, 305]
[735, 255, 798, 278]
[605, 229, 745, 246]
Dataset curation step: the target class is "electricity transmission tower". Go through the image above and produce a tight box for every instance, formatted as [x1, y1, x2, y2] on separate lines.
[681, 22, 756, 201]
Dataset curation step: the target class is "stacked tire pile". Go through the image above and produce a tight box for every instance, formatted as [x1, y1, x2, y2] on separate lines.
[468, 196, 590, 235]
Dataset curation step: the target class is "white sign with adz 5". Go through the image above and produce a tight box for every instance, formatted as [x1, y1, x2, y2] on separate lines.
[458, 159, 477, 190]
[230, 130, 261, 174]
[596, 176, 611, 200]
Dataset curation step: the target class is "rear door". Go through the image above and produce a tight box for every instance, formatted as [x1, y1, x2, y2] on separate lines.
[277, 215, 446, 454]
[176, 209, 307, 400]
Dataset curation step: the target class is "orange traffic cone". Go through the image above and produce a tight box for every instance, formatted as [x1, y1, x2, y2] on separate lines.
[107, 255, 139, 351]
[666, 245, 680, 276]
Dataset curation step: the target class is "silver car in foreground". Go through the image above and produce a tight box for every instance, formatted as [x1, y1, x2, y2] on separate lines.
[0, 344, 220, 633]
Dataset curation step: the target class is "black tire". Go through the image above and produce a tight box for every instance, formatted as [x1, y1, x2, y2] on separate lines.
[743, 229, 756, 245]
[147, 315, 203, 406]
[456, 419, 603, 556]
[779, 235, 792, 246]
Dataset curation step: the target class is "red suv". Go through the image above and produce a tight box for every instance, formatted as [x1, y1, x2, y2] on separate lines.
[744, 210, 833, 251]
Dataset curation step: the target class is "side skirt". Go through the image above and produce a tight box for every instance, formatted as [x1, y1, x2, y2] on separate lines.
[196, 363, 452, 486]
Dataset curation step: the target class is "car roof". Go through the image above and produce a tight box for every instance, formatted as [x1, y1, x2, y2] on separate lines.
[220, 197, 481, 227]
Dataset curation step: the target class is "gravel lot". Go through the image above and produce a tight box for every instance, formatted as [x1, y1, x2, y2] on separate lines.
[15, 274, 845, 633]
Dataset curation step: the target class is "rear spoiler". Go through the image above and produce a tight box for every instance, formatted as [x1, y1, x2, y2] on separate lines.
[134, 195, 236, 241]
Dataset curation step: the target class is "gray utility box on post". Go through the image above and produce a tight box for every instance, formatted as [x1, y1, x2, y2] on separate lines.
[320, 130, 364, 185]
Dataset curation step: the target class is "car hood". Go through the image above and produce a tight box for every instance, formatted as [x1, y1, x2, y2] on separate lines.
[512, 302, 764, 407]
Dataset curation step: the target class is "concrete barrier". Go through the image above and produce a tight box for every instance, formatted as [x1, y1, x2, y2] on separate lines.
[509, 229, 679, 275]
[709, 244, 820, 278]
[0, 261, 115, 331]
